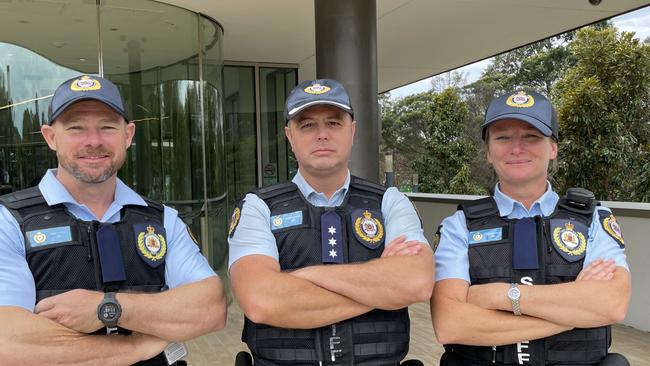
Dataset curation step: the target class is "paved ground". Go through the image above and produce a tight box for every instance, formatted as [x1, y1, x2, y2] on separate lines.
[184, 301, 650, 365]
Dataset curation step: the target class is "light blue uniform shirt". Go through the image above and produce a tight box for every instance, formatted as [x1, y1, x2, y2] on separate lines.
[228, 170, 428, 269]
[0, 169, 216, 311]
[435, 182, 628, 282]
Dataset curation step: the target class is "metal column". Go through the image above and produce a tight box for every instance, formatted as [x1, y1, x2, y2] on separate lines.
[314, 0, 379, 181]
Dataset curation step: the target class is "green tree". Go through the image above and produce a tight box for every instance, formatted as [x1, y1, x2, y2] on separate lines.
[555, 26, 650, 201]
[381, 89, 484, 194]
[380, 91, 429, 186]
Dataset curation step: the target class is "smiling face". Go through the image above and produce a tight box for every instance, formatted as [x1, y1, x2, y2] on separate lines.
[486, 118, 557, 192]
[40, 100, 135, 185]
[285, 104, 355, 180]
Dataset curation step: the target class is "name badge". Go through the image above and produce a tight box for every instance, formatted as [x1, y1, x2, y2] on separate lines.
[26, 226, 72, 248]
[468, 227, 502, 244]
[271, 211, 303, 230]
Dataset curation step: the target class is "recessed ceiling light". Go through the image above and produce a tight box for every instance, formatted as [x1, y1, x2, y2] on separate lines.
[79, 58, 87, 62]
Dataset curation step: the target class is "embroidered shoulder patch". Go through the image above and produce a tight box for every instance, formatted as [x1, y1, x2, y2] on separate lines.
[598, 209, 624, 248]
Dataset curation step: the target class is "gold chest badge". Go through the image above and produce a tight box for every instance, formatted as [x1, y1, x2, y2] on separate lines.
[135, 224, 167, 267]
[550, 219, 588, 262]
[352, 209, 385, 249]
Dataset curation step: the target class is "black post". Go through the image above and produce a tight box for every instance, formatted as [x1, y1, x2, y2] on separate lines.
[314, 0, 379, 181]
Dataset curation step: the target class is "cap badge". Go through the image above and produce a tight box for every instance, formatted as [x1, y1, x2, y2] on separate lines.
[70, 76, 102, 91]
[304, 83, 331, 95]
[506, 91, 535, 108]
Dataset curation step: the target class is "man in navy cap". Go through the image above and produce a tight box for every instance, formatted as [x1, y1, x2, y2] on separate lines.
[0, 75, 226, 365]
[228, 78, 434, 365]
[431, 90, 630, 366]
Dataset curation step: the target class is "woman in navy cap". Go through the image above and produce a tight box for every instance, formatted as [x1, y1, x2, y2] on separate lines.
[431, 90, 631, 366]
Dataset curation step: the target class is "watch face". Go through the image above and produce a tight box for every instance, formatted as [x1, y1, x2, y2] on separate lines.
[100, 303, 119, 321]
[508, 287, 521, 300]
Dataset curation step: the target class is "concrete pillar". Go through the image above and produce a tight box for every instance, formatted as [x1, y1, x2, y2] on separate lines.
[314, 0, 379, 181]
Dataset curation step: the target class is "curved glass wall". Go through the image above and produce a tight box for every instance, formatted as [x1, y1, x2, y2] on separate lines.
[0, 0, 226, 272]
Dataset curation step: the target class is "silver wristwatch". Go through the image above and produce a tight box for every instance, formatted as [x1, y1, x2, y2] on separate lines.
[507, 283, 522, 316]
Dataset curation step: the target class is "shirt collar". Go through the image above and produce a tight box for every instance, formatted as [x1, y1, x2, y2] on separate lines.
[292, 169, 350, 206]
[38, 169, 147, 208]
[493, 181, 559, 218]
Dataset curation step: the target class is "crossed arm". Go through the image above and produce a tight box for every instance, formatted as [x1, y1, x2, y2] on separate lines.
[35, 276, 226, 341]
[432, 259, 631, 346]
[230, 236, 435, 329]
[1, 275, 225, 365]
[0, 306, 168, 365]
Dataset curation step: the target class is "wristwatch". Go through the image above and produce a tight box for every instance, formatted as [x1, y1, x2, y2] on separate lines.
[97, 292, 122, 334]
[507, 283, 522, 316]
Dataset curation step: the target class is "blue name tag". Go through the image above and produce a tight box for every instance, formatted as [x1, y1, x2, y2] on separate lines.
[468, 227, 502, 244]
[26, 226, 72, 248]
[271, 211, 303, 230]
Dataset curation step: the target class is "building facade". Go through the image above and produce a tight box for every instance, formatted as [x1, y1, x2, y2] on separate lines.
[0, 0, 297, 273]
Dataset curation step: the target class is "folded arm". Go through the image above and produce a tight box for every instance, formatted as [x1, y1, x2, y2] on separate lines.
[469, 266, 631, 328]
[118, 275, 226, 341]
[230, 255, 372, 329]
[0, 306, 167, 366]
[432, 279, 571, 346]
[291, 237, 434, 310]
[36, 276, 226, 342]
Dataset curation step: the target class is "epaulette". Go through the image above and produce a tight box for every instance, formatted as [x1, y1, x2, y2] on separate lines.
[0, 186, 46, 210]
[254, 182, 298, 201]
[458, 197, 499, 221]
[350, 175, 386, 196]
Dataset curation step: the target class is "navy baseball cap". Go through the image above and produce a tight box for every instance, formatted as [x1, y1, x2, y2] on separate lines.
[482, 90, 558, 140]
[284, 79, 354, 122]
[48, 75, 129, 124]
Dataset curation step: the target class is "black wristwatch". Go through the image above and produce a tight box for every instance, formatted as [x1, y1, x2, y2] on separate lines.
[97, 292, 122, 334]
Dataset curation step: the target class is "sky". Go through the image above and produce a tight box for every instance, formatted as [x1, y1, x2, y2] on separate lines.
[388, 5, 650, 99]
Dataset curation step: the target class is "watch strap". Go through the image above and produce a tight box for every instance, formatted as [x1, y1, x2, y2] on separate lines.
[509, 283, 522, 316]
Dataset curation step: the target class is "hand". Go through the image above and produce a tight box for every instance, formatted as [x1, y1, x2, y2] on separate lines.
[467, 283, 508, 311]
[576, 258, 617, 281]
[381, 235, 423, 258]
[130, 332, 169, 362]
[35, 289, 104, 333]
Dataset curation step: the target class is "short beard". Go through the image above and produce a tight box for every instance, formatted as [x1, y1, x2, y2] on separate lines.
[58, 148, 121, 184]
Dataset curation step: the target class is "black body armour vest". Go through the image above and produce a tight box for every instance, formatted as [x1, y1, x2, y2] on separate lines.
[0, 187, 169, 366]
[445, 188, 611, 366]
[242, 176, 410, 366]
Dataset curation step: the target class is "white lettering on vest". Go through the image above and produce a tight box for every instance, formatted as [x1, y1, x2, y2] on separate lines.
[329, 324, 342, 362]
[517, 277, 534, 364]
[517, 341, 531, 364]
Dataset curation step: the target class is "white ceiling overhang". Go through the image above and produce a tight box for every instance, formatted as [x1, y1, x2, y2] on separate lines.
[159, 0, 650, 92]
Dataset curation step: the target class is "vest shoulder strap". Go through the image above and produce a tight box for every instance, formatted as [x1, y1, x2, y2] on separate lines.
[0, 186, 46, 210]
[555, 187, 599, 223]
[0, 186, 50, 227]
[350, 175, 386, 196]
[254, 182, 298, 201]
[140, 196, 165, 213]
[458, 196, 499, 221]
